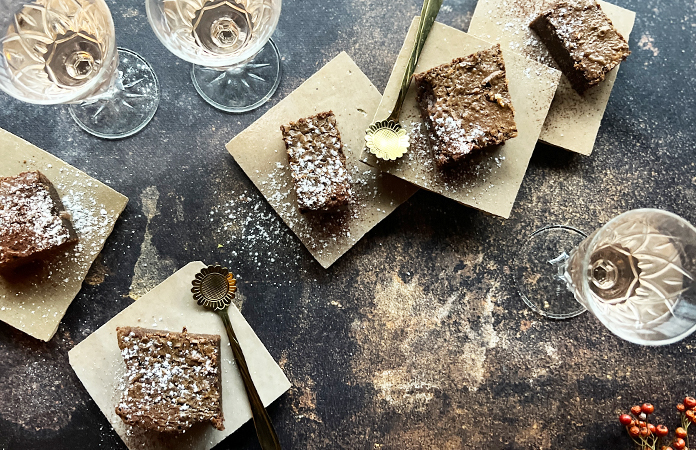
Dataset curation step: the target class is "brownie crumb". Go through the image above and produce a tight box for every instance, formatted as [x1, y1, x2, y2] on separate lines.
[530, 0, 630, 94]
[414, 44, 518, 167]
[115, 327, 224, 433]
[281, 111, 353, 213]
[0, 170, 78, 270]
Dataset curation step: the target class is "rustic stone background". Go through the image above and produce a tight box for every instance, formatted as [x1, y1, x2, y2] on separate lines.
[1, 0, 695, 449]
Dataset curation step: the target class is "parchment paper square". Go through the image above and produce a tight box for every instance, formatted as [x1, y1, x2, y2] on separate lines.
[226, 52, 419, 269]
[69, 261, 291, 450]
[469, 0, 636, 155]
[0, 128, 128, 341]
[360, 20, 561, 219]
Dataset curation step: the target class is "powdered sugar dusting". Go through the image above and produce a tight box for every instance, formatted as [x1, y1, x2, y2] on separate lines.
[477, 0, 560, 67]
[208, 188, 303, 275]
[405, 122, 508, 205]
[431, 116, 487, 158]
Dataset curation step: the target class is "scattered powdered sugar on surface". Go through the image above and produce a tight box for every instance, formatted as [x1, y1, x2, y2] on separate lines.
[58, 183, 115, 270]
[211, 146, 391, 267]
[484, 0, 560, 68]
[406, 122, 507, 205]
[60, 187, 112, 242]
[209, 187, 303, 275]
[261, 149, 388, 256]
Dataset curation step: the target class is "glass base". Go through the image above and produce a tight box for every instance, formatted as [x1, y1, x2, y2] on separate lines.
[191, 38, 281, 113]
[68, 48, 159, 139]
[514, 225, 588, 319]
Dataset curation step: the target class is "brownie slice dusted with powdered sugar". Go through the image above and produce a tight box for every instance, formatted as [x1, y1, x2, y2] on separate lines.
[530, 0, 631, 94]
[0, 170, 78, 270]
[115, 326, 224, 433]
[414, 44, 518, 167]
[281, 111, 353, 212]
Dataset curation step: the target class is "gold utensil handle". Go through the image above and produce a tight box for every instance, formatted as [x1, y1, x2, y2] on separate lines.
[219, 309, 281, 450]
[388, 0, 444, 122]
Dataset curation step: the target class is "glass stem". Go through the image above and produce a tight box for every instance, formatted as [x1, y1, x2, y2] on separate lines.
[548, 250, 573, 287]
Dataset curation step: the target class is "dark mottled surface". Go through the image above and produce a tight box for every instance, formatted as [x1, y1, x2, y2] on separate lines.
[1, 0, 696, 449]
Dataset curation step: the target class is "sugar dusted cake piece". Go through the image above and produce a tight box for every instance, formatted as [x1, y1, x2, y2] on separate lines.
[0, 170, 78, 270]
[281, 111, 353, 212]
[414, 44, 518, 167]
[530, 0, 630, 94]
[115, 326, 224, 433]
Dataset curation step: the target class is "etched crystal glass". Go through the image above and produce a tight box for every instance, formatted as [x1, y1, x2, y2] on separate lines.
[145, 0, 282, 113]
[515, 209, 696, 345]
[0, 0, 159, 139]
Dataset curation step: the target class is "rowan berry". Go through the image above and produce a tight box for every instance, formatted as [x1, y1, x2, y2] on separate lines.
[619, 414, 633, 426]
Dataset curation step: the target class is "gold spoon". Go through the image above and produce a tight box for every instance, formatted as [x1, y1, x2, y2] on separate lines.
[191, 265, 281, 450]
[365, 0, 443, 161]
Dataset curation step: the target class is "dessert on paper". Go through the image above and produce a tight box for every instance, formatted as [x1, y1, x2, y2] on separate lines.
[226, 52, 418, 269]
[468, 0, 636, 155]
[0, 128, 128, 341]
[360, 19, 561, 219]
[69, 261, 291, 450]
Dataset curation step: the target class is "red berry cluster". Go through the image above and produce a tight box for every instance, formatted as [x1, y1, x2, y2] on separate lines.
[673, 396, 696, 449]
[619, 403, 669, 450]
[619, 398, 696, 450]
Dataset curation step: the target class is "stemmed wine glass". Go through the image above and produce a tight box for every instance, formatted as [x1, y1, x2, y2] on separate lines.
[0, 0, 160, 139]
[514, 209, 696, 345]
[145, 0, 281, 113]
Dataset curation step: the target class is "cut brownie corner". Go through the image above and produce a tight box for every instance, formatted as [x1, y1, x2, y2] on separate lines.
[115, 326, 224, 433]
[0, 170, 78, 271]
[414, 44, 518, 167]
[529, 0, 630, 94]
[281, 111, 353, 213]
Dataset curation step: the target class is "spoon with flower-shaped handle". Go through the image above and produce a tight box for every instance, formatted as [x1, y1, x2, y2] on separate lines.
[191, 265, 281, 450]
[364, 0, 443, 161]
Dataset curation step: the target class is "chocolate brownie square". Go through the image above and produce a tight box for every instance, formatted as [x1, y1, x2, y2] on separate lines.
[115, 327, 225, 433]
[0, 170, 78, 270]
[530, 0, 631, 94]
[414, 44, 518, 167]
[281, 111, 353, 212]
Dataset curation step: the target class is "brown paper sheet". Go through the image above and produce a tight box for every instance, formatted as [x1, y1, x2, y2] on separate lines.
[68, 261, 291, 450]
[226, 52, 419, 269]
[468, 0, 636, 155]
[0, 128, 128, 341]
[359, 20, 561, 219]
